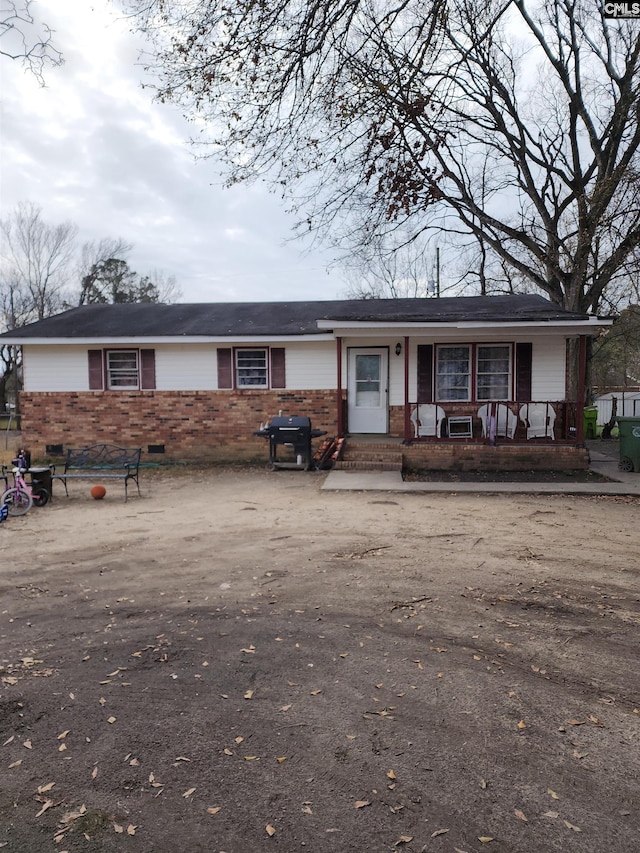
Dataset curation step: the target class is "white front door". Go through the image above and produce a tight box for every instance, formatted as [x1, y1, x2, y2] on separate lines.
[347, 348, 389, 433]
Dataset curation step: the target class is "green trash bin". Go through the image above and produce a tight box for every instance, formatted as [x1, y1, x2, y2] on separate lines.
[616, 416, 640, 472]
[583, 406, 598, 439]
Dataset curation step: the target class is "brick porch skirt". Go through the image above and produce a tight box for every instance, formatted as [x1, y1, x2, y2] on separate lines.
[402, 441, 589, 471]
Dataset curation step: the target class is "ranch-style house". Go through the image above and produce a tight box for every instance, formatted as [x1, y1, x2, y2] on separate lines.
[0, 294, 610, 471]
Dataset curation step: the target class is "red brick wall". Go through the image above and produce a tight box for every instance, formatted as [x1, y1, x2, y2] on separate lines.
[19, 391, 339, 462]
[403, 442, 589, 471]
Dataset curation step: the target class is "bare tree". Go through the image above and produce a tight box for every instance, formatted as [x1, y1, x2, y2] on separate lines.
[0, 202, 78, 321]
[1, 0, 63, 84]
[125, 0, 640, 317]
[144, 268, 182, 303]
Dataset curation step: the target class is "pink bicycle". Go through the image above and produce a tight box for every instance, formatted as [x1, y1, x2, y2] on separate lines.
[1, 454, 50, 517]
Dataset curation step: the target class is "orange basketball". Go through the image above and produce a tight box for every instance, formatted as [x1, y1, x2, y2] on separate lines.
[90, 484, 106, 500]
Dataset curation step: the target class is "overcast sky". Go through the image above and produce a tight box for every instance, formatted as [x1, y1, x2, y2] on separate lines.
[0, 0, 348, 303]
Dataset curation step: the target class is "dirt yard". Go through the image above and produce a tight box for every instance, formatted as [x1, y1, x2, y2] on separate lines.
[1, 467, 639, 853]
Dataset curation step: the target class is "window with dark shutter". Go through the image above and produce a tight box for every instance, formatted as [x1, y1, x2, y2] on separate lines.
[417, 345, 433, 402]
[270, 348, 286, 388]
[515, 342, 533, 401]
[217, 348, 233, 389]
[140, 349, 156, 390]
[88, 349, 104, 390]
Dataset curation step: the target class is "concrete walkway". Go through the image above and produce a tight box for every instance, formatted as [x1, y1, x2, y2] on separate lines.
[322, 439, 640, 495]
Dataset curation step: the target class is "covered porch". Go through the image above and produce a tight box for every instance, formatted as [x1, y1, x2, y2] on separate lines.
[329, 327, 596, 454]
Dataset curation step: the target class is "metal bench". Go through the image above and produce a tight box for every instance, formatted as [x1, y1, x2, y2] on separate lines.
[52, 444, 142, 502]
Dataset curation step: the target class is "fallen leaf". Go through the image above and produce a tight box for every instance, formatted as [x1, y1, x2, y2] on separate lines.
[235, 736, 244, 744]
[113, 823, 124, 833]
[107, 716, 117, 724]
[183, 787, 196, 798]
[92, 767, 98, 779]
[310, 689, 322, 695]
[564, 820, 582, 832]
[57, 731, 70, 740]
[547, 788, 559, 799]
[431, 828, 449, 837]
[37, 782, 55, 794]
[127, 825, 136, 836]
[387, 770, 396, 780]
[279, 704, 292, 712]
[244, 756, 259, 761]
[223, 748, 233, 756]
[517, 720, 527, 730]
[543, 811, 559, 818]
[396, 837, 413, 845]
[129, 758, 140, 766]
[276, 757, 287, 763]
[266, 824, 276, 836]
[244, 690, 254, 700]
[9, 760, 22, 768]
[478, 837, 495, 843]
[480, 778, 488, 789]
[302, 805, 313, 815]
[566, 719, 585, 726]
[23, 739, 32, 749]
[3, 736, 14, 746]
[35, 800, 54, 818]
[58, 743, 67, 752]
[354, 800, 371, 809]
[515, 809, 528, 822]
[207, 807, 222, 815]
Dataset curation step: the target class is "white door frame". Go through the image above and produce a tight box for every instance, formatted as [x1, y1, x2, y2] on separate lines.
[347, 347, 389, 434]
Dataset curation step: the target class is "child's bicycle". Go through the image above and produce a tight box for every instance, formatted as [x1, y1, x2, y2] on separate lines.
[1, 456, 50, 517]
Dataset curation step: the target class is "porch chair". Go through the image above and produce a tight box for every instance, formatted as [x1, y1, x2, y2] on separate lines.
[477, 403, 518, 441]
[519, 402, 556, 440]
[411, 404, 446, 438]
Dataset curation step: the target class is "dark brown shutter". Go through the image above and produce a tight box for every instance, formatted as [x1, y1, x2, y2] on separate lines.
[270, 348, 286, 389]
[515, 343, 532, 401]
[217, 348, 233, 389]
[88, 349, 104, 390]
[417, 345, 433, 402]
[140, 349, 156, 390]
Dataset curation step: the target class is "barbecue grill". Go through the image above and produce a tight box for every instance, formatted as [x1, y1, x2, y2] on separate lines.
[254, 416, 327, 470]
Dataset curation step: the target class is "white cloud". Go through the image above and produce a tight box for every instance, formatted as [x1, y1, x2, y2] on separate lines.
[0, 0, 347, 302]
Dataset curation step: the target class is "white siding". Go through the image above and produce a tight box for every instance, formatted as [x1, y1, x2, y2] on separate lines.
[22, 342, 337, 392]
[281, 341, 336, 389]
[21, 334, 569, 398]
[531, 337, 566, 399]
[156, 344, 217, 390]
[23, 346, 90, 391]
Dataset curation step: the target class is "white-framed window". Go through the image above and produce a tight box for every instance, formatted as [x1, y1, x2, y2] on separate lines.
[436, 345, 471, 401]
[107, 350, 139, 389]
[435, 343, 512, 401]
[476, 344, 511, 400]
[236, 349, 268, 387]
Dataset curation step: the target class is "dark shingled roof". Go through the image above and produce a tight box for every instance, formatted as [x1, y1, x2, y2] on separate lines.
[0, 294, 590, 339]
